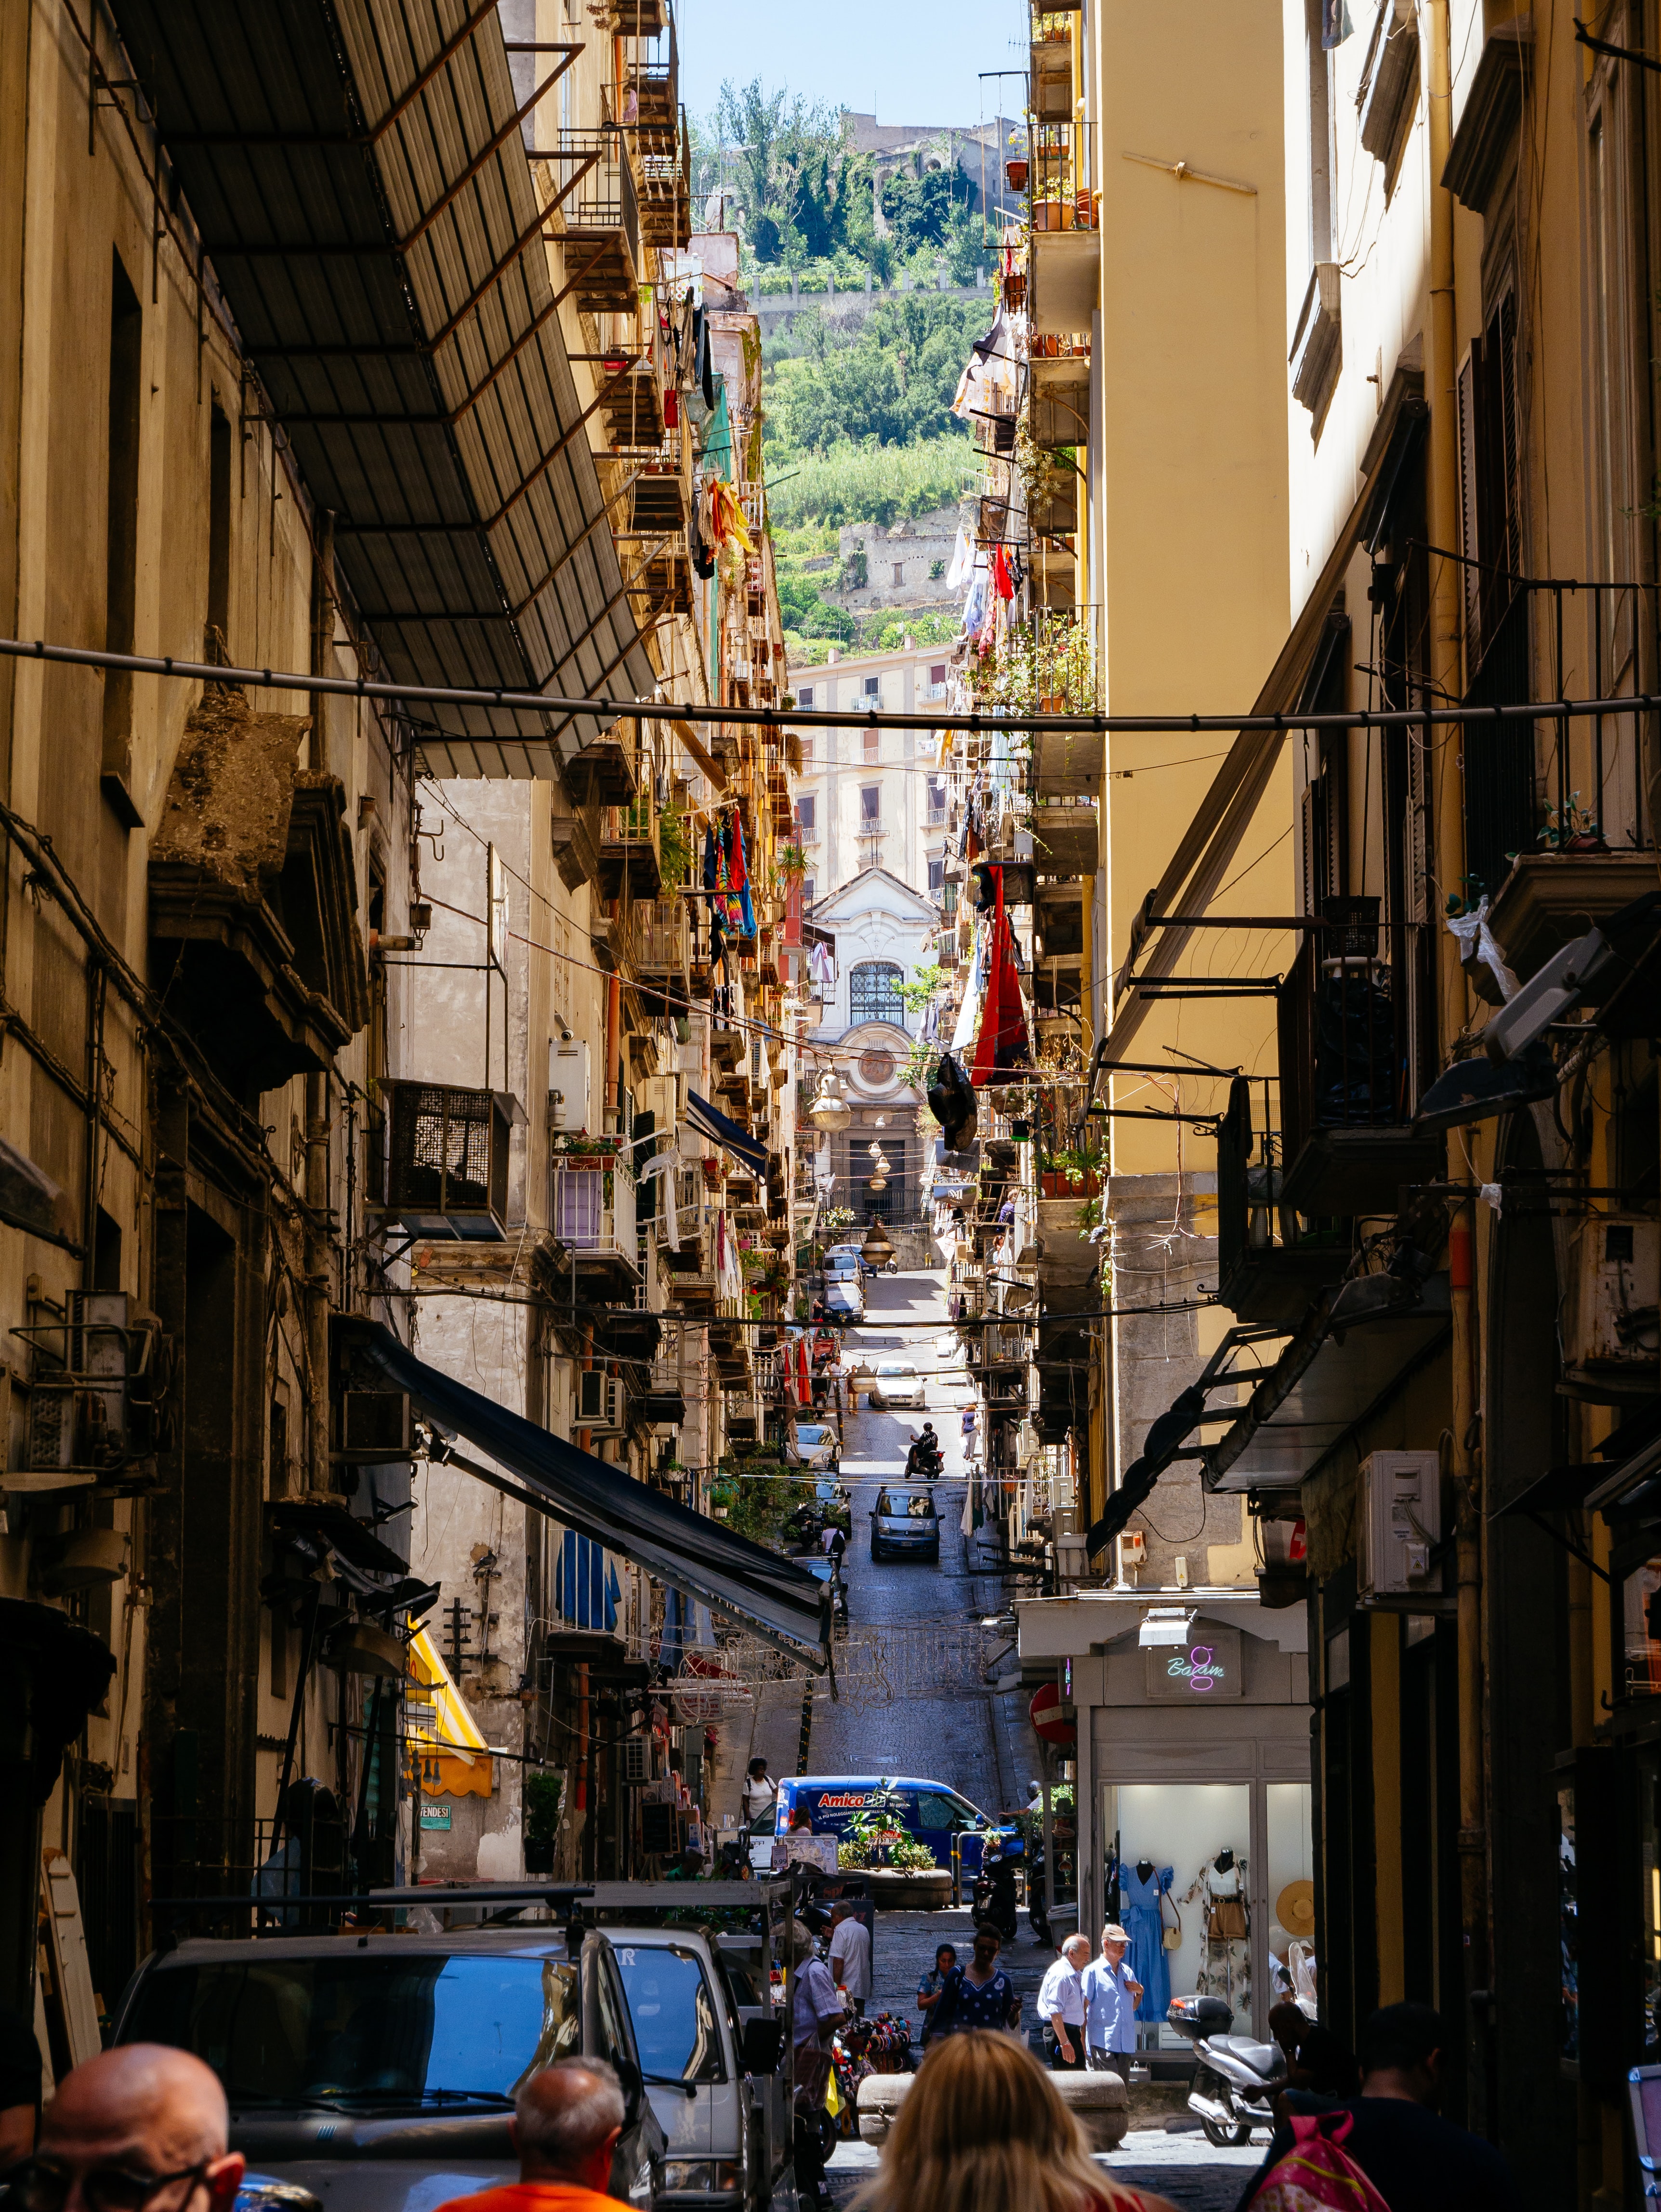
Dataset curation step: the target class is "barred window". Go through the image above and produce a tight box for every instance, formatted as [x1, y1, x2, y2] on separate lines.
[850, 961, 904, 1024]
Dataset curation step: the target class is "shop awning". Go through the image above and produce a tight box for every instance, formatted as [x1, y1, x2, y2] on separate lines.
[1203, 1277, 1452, 1494]
[407, 1625, 493, 1799]
[106, 0, 656, 776]
[349, 1322, 830, 1668]
[1102, 386, 1432, 1067]
[1584, 1403, 1661, 1518]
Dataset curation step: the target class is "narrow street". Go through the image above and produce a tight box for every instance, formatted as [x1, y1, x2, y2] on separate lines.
[749, 1266, 1266, 2212]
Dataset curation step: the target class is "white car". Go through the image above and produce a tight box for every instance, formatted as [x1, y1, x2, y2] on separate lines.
[868, 1358, 926, 1410]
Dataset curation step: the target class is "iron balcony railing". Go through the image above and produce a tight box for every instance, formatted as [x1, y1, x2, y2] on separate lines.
[551, 1157, 638, 1264]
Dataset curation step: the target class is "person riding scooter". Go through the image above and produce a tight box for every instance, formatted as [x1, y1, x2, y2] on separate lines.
[905, 1424, 943, 1481]
[973, 1842, 1020, 1944]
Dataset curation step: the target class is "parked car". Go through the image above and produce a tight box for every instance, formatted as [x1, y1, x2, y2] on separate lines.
[787, 1421, 840, 1473]
[868, 1358, 926, 1410]
[870, 1487, 940, 1563]
[821, 1276, 863, 1324]
[115, 1924, 666, 2212]
[607, 1924, 791, 2212]
[771, 1776, 1016, 1876]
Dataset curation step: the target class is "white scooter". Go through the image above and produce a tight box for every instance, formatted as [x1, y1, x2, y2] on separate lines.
[1168, 1992, 1286, 2146]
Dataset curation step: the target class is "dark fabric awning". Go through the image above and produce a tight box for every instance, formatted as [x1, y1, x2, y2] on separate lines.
[349, 1322, 829, 1667]
[105, 0, 657, 776]
[686, 1089, 768, 1173]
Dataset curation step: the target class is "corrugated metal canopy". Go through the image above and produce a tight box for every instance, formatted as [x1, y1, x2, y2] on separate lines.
[106, 0, 658, 775]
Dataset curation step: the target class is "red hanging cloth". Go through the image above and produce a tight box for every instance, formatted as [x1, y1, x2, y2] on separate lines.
[971, 866, 1030, 1087]
[992, 543, 1015, 601]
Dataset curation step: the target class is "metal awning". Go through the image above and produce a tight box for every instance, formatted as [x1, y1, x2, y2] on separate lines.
[350, 1322, 830, 1668]
[106, 0, 657, 775]
[1585, 1405, 1661, 1518]
[1203, 1277, 1452, 1494]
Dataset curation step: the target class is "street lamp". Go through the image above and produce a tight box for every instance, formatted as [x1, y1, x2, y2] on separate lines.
[808, 1073, 850, 1132]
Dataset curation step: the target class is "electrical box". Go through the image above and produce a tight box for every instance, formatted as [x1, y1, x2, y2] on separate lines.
[576, 1369, 625, 1434]
[1358, 1450, 1441, 1599]
[1566, 1215, 1660, 1389]
[549, 1039, 591, 1133]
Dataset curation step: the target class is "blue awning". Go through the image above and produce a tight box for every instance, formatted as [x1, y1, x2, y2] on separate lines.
[686, 1088, 768, 1174]
[348, 1322, 828, 1668]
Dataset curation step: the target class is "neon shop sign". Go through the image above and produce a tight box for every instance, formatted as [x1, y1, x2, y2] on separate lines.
[1168, 1643, 1227, 1693]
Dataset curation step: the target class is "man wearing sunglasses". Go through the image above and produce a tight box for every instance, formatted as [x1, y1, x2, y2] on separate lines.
[9, 2046, 244, 2212]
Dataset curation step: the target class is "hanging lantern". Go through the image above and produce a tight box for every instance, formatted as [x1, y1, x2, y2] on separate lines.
[808, 1073, 851, 1132]
[861, 1218, 896, 1269]
[868, 1173, 888, 1191]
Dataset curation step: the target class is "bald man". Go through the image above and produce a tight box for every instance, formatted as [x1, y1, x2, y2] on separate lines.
[23, 2046, 244, 2212]
[434, 2059, 626, 2212]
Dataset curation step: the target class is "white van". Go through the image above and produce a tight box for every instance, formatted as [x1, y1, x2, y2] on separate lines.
[606, 1921, 793, 2212]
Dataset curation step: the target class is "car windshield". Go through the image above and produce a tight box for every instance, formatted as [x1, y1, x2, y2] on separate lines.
[878, 1492, 933, 1520]
[614, 1944, 725, 2084]
[122, 1954, 578, 2106]
[877, 1363, 916, 1377]
[795, 1426, 830, 1445]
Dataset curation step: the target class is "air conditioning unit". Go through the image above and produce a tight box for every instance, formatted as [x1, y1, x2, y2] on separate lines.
[549, 1038, 592, 1133]
[576, 1370, 626, 1434]
[1566, 1215, 1660, 1392]
[11, 1290, 168, 1491]
[1358, 1450, 1441, 1600]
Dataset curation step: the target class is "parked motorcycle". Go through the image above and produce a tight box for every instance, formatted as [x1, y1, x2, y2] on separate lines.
[1168, 1991, 1287, 2147]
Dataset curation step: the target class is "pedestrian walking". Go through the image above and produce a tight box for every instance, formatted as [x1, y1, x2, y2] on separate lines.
[1236, 2003, 1521, 2212]
[850, 2029, 1180, 2212]
[821, 1522, 846, 1566]
[19, 2046, 246, 2212]
[789, 1920, 844, 2212]
[915, 1943, 957, 2050]
[1080, 1923, 1143, 2080]
[1037, 1935, 1091, 2069]
[741, 1755, 777, 1831]
[923, 1923, 1022, 2038]
[827, 1902, 872, 2019]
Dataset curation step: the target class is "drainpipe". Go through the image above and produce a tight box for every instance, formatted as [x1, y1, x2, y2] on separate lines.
[1427, 0, 1490, 2126]
[305, 1075, 332, 1488]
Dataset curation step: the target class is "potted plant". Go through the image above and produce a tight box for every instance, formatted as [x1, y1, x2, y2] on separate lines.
[1005, 157, 1028, 192]
[524, 1769, 565, 1873]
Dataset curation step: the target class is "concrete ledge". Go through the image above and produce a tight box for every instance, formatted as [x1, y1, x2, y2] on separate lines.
[856, 2061, 1129, 2149]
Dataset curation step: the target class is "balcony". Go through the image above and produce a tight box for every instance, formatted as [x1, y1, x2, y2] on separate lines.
[1215, 1078, 1351, 1325]
[570, 719, 639, 807]
[636, 897, 690, 987]
[1030, 797, 1097, 874]
[378, 1083, 512, 1241]
[541, 129, 640, 315]
[598, 797, 661, 900]
[1028, 120, 1098, 337]
[551, 1157, 641, 1294]
[1276, 917, 1442, 1217]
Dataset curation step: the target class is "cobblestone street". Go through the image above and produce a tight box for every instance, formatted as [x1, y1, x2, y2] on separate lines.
[741, 1269, 1268, 2212]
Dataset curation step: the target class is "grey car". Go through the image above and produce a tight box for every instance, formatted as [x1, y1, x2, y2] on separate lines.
[870, 1487, 941, 1563]
[116, 1924, 667, 2212]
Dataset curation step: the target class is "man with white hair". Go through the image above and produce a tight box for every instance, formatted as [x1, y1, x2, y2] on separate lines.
[1081, 1922, 1145, 2082]
[435, 2057, 626, 2212]
[16, 2045, 245, 2212]
[1035, 1934, 1091, 2069]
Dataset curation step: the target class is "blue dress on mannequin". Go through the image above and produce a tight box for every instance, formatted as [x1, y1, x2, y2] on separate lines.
[1121, 1861, 1173, 2023]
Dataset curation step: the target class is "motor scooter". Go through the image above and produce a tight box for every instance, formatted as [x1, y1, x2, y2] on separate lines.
[971, 1847, 1019, 1943]
[1167, 1992, 1286, 2146]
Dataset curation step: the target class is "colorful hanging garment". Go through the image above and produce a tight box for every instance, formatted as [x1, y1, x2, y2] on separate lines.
[970, 866, 1030, 1087]
[729, 809, 756, 938]
[707, 478, 754, 554]
[991, 543, 1015, 602]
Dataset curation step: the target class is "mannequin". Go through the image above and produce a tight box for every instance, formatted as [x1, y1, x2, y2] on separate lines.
[1136, 1857, 1155, 1883]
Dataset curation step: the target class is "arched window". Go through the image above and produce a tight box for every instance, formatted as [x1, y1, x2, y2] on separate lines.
[850, 961, 904, 1025]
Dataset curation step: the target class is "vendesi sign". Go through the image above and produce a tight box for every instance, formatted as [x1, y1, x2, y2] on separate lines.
[420, 1803, 453, 1830]
[1143, 1624, 1243, 1701]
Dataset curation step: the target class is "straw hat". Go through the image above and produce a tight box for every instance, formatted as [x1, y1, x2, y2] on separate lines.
[1275, 1880, 1316, 1939]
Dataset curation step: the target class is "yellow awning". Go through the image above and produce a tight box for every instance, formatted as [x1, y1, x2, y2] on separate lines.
[408, 1626, 493, 1800]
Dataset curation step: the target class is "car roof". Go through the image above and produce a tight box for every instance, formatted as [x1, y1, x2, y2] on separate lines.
[876, 1359, 916, 1371]
[784, 1776, 971, 1794]
[136, 1930, 580, 1963]
[599, 1924, 717, 1956]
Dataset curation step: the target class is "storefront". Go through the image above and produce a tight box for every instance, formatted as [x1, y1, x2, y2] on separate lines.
[1016, 1586, 1313, 2042]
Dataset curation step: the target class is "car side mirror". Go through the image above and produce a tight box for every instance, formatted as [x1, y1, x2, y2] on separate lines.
[739, 2017, 786, 2074]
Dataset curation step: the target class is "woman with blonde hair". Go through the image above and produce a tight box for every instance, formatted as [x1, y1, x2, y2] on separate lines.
[854, 2030, 1178, 2212]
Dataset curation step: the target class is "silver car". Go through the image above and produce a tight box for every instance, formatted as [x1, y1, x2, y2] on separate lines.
[868, 1358, 926, 1410]
[116, 1924, 666, 2212]
[870, 1486, 941, 1563]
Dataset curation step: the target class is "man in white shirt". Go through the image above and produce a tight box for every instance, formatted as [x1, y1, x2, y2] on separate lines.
[826, 1902, 873, 2018]
[1081, 1922, 1145, 2081]
[741, 1757, 777, 1830]
[1036, 1934, 1091, 2068]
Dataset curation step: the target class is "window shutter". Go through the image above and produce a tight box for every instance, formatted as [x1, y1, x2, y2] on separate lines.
[1456, 343, 1482, 665]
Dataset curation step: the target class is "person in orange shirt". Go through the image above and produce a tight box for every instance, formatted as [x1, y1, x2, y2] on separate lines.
[434, 2060, 628, 2212]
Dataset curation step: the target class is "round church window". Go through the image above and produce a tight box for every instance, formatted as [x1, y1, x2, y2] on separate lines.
[858, 1049, 896, 1086]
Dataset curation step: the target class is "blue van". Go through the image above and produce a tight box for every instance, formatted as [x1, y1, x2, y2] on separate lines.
[773, 1775, 1016, 1875]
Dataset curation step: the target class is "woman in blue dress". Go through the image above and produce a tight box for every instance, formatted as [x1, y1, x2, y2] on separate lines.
[1120, 1859, 1173, 2023]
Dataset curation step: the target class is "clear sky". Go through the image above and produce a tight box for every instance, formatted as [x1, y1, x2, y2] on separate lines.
[675, 0, 1028, 132]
